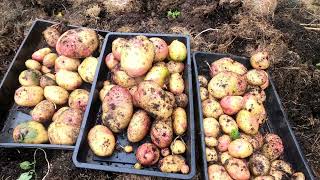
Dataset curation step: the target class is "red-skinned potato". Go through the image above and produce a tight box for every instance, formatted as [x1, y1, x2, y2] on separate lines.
[55, 56, 80, 72]
[250, 52, 270, 70]
[220, 96, 244, 115]
[14, 86, 44, 107]
[202, 99, 223, 119]
[161, 148, 170, 157]
[127, 110, 151, 143]
[172, 107, 187, 135]
[158, 155, 186, 173]
[236, 110, 259, 135]
[151, 120, 173, 148]
[169, 73, 185, 95]
[228, 139, 253, 158]
[68, 89, 89, 112]
[136, 143, 160, 166]
[225, 158, 250, 180]
[166, 61, 185, 74]
[168, 40, 187, 62]
[203, 117, 220, 138]
[105, 53, 119, 70]
[112, 38, 127, 60]
[262, 134, 284, 160]
[88, 125, 116, 157]
[208, 165, 232, 180]
[218, 135, 231, 152]
[31, 100, 55, 123]
[210, 57, 247, 76]
[32, 48, 51, 62]
[149, 37, 169, 62]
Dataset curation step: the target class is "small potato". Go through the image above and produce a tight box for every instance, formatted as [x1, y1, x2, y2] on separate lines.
[172, 107, 187, 135]
[41, 66, 52, 74]
[171, 139, 186, 154]
[112, 70, 136, 88]
[14, 86, 44, 107]
[48, 121, 80, 145]
[151, 120, 173, 148]
[88, 125, 116, 157]
[166, 61, 184, 74]
[269, 170, 289, 180]
[158, 155, 186, 173]
[56, 70, 83, 91]
[78, 57, 98, 84]
[250, 52, 270, 70]
[31, 100, 55, 123]
[112, 37, 128, 60]
[105, 53, 119, 70]
[161, 148, 170, 157]
[249, 154, 270, 176]
[205, 137, 218, 147]
[136, 143, 160, 166]
[19, 69, 42, 86]
[220, 152, 232, 164]
[260, 71, 269, 90]
[55, 56, 80, 72]
[13, 121, 48, 144]
[99, 84, 115, 101]
[236, 110, 259, 135]
[39, 74, 56, 88]
[219, 115, 238, 134]
[200, 87, 209, 101]
[270, 160, 293, 175]
[175, 93, 188, 108]
[208, 164, 232, 180]
[245, 85, 266, 103]
[43, 53, 58, 68]
[254, 176, 275, 180]
[206, 147, 218, 162]
[150, 37, 169, 62]
[181, 164, 190, 174]
[243, 95, 266, 124]
[52, 107, 69, 122]
[127, 110, 151, 143]
[198, 75, 208, 87]
[218, 135, 231, 152]
[225, 158, 250, 180]
[25, 59, 41, 70]
[144, 62, 170, 87]
[210, 57, 247, 76]
[168, 40, 187, 62]
[262, 134, 284, 160]
[202, 99, 223, 119]
[292, 172, 305, 180]
[68, 89, 89, 111]
[169, 73, 185, 95]
[32, 47, 51, 62]
[220, 96, 244, 115]
[55, 108, 84, 127]
[128, 85, 139, 107]
[246, 69, 268, 86]
[228, 139, 253, 158]
[203, 118, 220, 138]
[44, 86, 69, 105]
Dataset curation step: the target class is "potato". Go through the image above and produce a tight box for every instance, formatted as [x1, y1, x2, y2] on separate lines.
[220, 152, 232, 164]
[25, 59, 41, 70]
[14, 86, 44, 107]
[128, 85, 139, 107]
[112, 70, 136, 88]
[236, 110, 259, 135]
[208, 164, 232, 180]
[202, 99, 223, 119]
[151, 120, 173, 148]
[219, 115, 238, 134]
[205, 137, 218, 147]
[217, 135, 231, 152]
[39, 73, 56, 88]
[102, 86, 133, 133]
[136, 143, 160, 166]
[292, 172, 305, 180]
[150, 37, 169, 62]
[144, 62, 170, 87]
[48, 121, 80, 145]
[166, 61, 184, 74]
[134, 81, 175, 119]
[127, 110, 151, 143]
[78, 57, 98, 84]
[243, 95, 266, 124]
[169, 73, 185, 95]
[52, 107, 69, 122]
[112, 37, 127, 60]
[208, 71, 247, 99]
[225, 158, 250, 180]
[262, 134, 284, 160]
[254, 176, 275, 180]
[56, 28, 99, 58]
[260, 71, 269, 90]
[249, 154, 270, 176]
[168, 40, 187, 62]
[56, 70, 82, 91]
[19, 69, 42, 86]
[105, 53, 119, 70]
[44, 86, 69, 105]
[13, 121, 48, 144]
[210, 58, 247, 76]
[240, 133, 264, 152]
[220, 96, 244, 115]
[203, 118, 220, 138]
[55, 56, 80, 72]
[171, 139, 186, 154]
[99, 84, 115, 101]
[43, 23, 64, 47]
[161, 148, 170, 157]
[181, 164, 190, 174]
[172, 107, 187, 135]
[88, 125, 116, 157]
[198, 75, 208, 87]
[31, 100, 55, 123]
[32, 48, 51, 62]
[158, 155, 186, 173]
[41, 66, 52, 74]
[246, 69, 268, 86]
[68, 89, 89, 111]
[269, 170, 289, 180]
[245, 86, 266, 103]
[55, 108, 84, 127]
[206, 147, 218, 162]
[270, 160, 293, 175]
[175, 93, 188, 108]
[43, 53, 58, 68]
[250, 52, 270, 70]
[200, 87, 209, 101]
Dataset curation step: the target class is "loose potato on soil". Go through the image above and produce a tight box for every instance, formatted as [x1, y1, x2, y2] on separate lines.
[88, 125, 116, 157]
[269, 170, 289, 180]
[55, 56, 81, 72]
[210, 57, 247, 76]
[205, 137, 218, 147]
[68, 89, 89, 111]
[175, 93, 188, 108]
[166, 61, 184, 74]
[200, 87, 209, 101]
[171, 139, 186, 154]
[55, 108, 84, 127]
[249, 154, 270, 176]
[208, 164, 232, 180]
[203, 118, 220, 138]
[19, 69, 42, 86]
[217, 135, 231, 152]
[250, 52, 270, 70]
[105, 53, 119, 70]
[243, 95, 267, 124]
[206, 147, 218, 162]
[219, 115, 238, 134]
[270, 160, 293, 175]
[31, 100, 55, 123]
[39, 74, 56, 88]
[202, 99, 223, 119]
[127, 110, 151, 143]
[225, 158, 250, 180]
[14, 86, 44, 107]
[246, 69, 268, 86]
[169, 73, 185, 95]
[112, 70, 137, 88]
[13, 121, 48, 144]
[168, 40, 187, 62]
[149, 37, 169, 62]
[52, 107, 69, 122]
[151, 120, 173, 148]
[32, 47, 51, 62]
[262, 134, 284, 160]
[158, 155, 186, 173]
[220, 95, 244, 115]
[144, 62, 170, 87]
[78, 57, 98, 84]
[198, 75, 208, 87]
[112, 37, 127, 60]
[236, 110, 259, 135]
[172, 107, 187, 135]
[48, 121, 80, 145]
[56, 70, 82, 91]
[44, 86, 69, 105]
[25, 59, 41, 70]
[136, 143, 160, 166]
[43, 53, 58, 68]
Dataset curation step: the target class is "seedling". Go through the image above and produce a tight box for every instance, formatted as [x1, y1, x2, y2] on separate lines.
[167, 10, 181, 19]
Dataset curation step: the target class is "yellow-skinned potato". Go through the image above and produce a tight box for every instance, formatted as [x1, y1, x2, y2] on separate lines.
[105, 53, 119, 70]
[52, 107, 69, 122]
[151, 120, 173, 148]
[41, 65, 52, 74]
[219, 115, 238, 134]
[200, 87, 209, 101]
[228, 139, 253, 158]
[217, 135, 231, 152]
[210, 57, 247, 76]
[169, 73, 184, 95]
[292, 172, 305, 180]
[144, 62, 170, 87]
[158, 155, 186, 173]
[246, 69, 268, 86]
[206, 147, 218, 162]
[13, 121, 48, 144]
[220, 96, 244, 115]
[99, 84, 115, 101]
[55, 56, 80, 72]
[270, 160, 293, 175]
[68, 89, 89, 112]
[150, 37, 169, 62]
[112, 37, 127, 60]
[32, 47, 51, 62]
[127, 110, 151, 143]
[269, 170, 289, 180]
[245, 86, 266, 103]
[19, 69, 42, 86]
[39, 74, 56, 88]
[78, 57, 98, 84]
[168, 40, 187, 62]
[254, 176, 275, 180]
[250, 52, 270, 70]
[225, 158, 250, 180]
[198, 75, 208, 87]
[243, 95, 266, 124]
[172, 107, 187, 135]
[208, 165, 232, 180]
[260, 70, 269, 90]
[48, 121, 80, 145]
[55, 108, 83, 127]
[240, 133, 264, 152]
[202, 99, 223, 119]
[14, 86, 44, 107]
[25, 59, 41, 70]
[44, 86, 69, 105]
[166, 61, 184, 74]
[31, 100, 55, 123]
[56, 70, 82, 91]
[88, 125, 116, 157]
[220, 152, 232, 164]
[205, 136, 218, 147]
[171, 139, 186, 154]
[43, 53, 58, 68]
[203, 117, 220, 138]
[112, 70, 136, 88]
[236, 110, 259, 135]
[175, 93, 188, 108]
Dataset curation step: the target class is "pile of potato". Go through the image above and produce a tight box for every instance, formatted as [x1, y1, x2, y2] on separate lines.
[87, 35, 190, 174]
[199, 52, 306, 180]
[12, 24, 100, 146]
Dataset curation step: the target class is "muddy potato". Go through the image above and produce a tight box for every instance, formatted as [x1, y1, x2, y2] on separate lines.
[14, 86, 44, 107]
[52, 107, 69, 122]
[55, 108, 84, 127]
[136, 143, 160, 166]
[208, 71, 247, 99]
[198, 75, 208, 87]
[220, 96, 244, 115]
[254, 176, 275, 180]
[42, 23, 65, 48]
[88, 125, 116, 157]
[112, 70, 136, 88]
[13, 121, 48, 144]
[270, 160, 293, 175]
[55, 56, 80, 72]
[127, 110, 151, 143]
[210, 57, 247, 76]
[292, 172, 305, 180]
[150, 120, 173, 148]
[269, 170, 289, 180]
[105, 53, 119, 70]
[262, 134, 284, 160]
[202, 99, 223, 119]
[203, 118, 220, 138]
[208, 164, 232, 180]
[43, 53, 58, 68]
[78, 56, 98, 84]
[168, 40, 187, 62]
[205, 137, 218, 147]
[200, 87, 209, 101]
[158, 155, 186, 173]
[220, 152, 232, 164]
[161, 148, 170, 157]
[172, 107, 187, 135]
[56, 70, 82, 90]
[112, 37, 127, 60]
[25, 59, 41, 70]
[218, 135, 231, 152]
[243, 94, 267, 124]
[144, 62, 170, 87]
[19, 69, 42, 86]
[169, 73, 185, 95]
[150, 37, 169, 62]
[251, 132, 264, 151]
[260, 71, 269, 90]
[99, 84, 115, 101]
[245, 86, 266, 103]
[249, 154, 270, 176]
[68, 89, 89, 111]
[32, 47, 51, 62]
[166, 61, 184, 74]
[175, 93, 188, 108]
[128, 85, 139, 107]
[48, 121, 80, 145]
[44, 86, 69, 105]
[206, 147, 218, 162]
[225, 158, 250, 180]
[246, 69, 268, 86]
[219, 115, 238, 134]
[31, 100, 55, 123]
[250, 52, 270, 70]
[236, 110, 259, 135]
[171, 139, 186, 154]
[39, 74, 56, 88]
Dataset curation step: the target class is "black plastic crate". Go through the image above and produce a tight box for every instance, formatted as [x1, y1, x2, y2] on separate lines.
[73, 32, 196, 179]
[192, 52, 315, 180]
[0, 19, 108, 150]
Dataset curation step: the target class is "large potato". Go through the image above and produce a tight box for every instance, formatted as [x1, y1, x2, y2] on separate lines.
[210, 58, 247, 76]
[43, 53, 58, 68]
[149, 37, 169, 62]
[262, 134, 284, 160]
[31, 100, 55, 123]
[112, 70, 136, 88]
[32, 48, 51, 62]
[55, 108, 84, 127]
[48, 121, 80, 145]
[168, 40, 187, 62]
[236, 110, 259, 135]
[220, 96, 244, 115]
[13, 121, 48, 144]
[203, 117, 220, 138]
[208, 71, 247, 99]
[56, 28, 99, 58]
[151, 120, 173, 148]
[243, 95, 266, 124]
[250, 52, 270, 70]
[14, 86, 44, 107]
[44, 86, 69, 105]
[78, 57, 98, 84]
[246, 69, 268, 86]
[144, 62, 170, 87]
[166, 61, 184, 74]
[208, 165, 232, 180]
[88, 125, 116, 157]
[219, 115, 238, 134]
[55, 56, 80, 72]
[202, 99, 223, 119]
[225, 158, 250, 180]
[136, 143, 160, 166]
[172, 107, 187, 135]
[52, 107, 69, 122]
[56, 70, 83, 90]
[228, 139, 253, 158]
[25, 59, 41, 70]
[169, 73, 185, 95]
[158, 155, 186, 173]
[127, 110, 151, 143]
[112, 37, 127, 60]
[19, 69, 42, 86]
[102, 86, 133, 133]
[68, 89, 89, 112]
[39, 73, 56, 88]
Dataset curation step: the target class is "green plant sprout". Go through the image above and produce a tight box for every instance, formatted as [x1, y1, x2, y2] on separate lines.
[167, 10, 181, 19]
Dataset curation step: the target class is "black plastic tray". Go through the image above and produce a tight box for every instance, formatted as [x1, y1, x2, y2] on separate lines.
[73, 32, 196, 179]
[192, 52, 315, 180]
[0, 19, 108, 150]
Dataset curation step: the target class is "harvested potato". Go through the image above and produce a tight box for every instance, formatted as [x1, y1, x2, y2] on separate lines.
[112, 37, 127, 60]
[270, 160, 293, 175]
[31, 100, 55, 123]
[55, 56, 80, 72]
[168, 40, 187, 62]
[128, 85, 139, 107]
[210, 57, 247, 76]
[150, 120, 173, 148]
[225, 158, 250, 180]
[78, 57, 98, 84]
[105, 53, 119, 70]
[262, 134, 284, 160]
[144, 62, 170, 87]
[292, 172, 305, 180]
[208, 164, 232, 180]
[219, 115, 238, 134]
[245, 86, 266, 103]
[52, 107, 69, 122]
[181, 164, 190, 174]
[19, 69, 42, 86]
[43, 53, 58, 68]
[243, 95, 266, 124]
[169, 73, 185, 95]
[260, 71, 269, 90]
[32, 48, 51, 62]
[44, 86, 69, 105]
[127, 110, 151, 143]
[202, 99, 223, 119]
[246, 69, 268, 86]
[149, 37, 169, 62]
[68, 89, 89, 111]
[269, 170, 289, 180]
[218, 135, 231, 152]
[198, 75, 208, 87]
[200, 87, 209, 101]
[220, 152, 232, 164]
[220, 96, 244, 115]
[254, 176, 275, 180]
[56, 70, 82, 91]
[203, 118, 220, 138]
[158, 155, 186, 173]
[161, 148, 170, 157]
[41, 65, 52, 74]
[205, 137, 218, 147]
[136, 143, 160, 166]
[99, 84, 115, 101]
[39, 74, 56, 88]
[206, 147, 218, 162]
[13, 121, 48, 144]
[250, 52, 270, 70]
[48, 121, 80, 145]
[171, 139, 186, 154]
[14, 86, 44, 107]
[249, 154, 270, 176]
[42, 23, 65, 47]
[166, 61, 184, 74]
[175, 93, 188, 108]
[172, 107, 187, 135]
[236, 110, 259, 135]
[112, 70, 136, 88]
[55, 108, 84, 127]
[88, 125, 116, 157]
[25, 59, 41, 70]
[240, 133, 264, 152]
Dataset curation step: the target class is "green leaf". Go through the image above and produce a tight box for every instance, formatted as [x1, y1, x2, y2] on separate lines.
[19, 161, 33, 170]
[316, 63, 320, 69]
[17, 172, 33, 180]
[230, 129, 240, 140]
